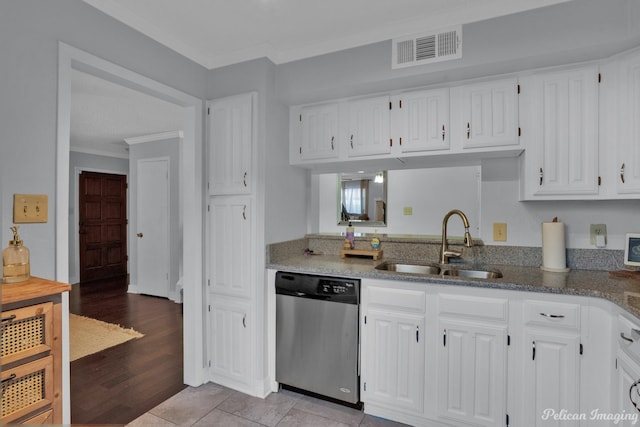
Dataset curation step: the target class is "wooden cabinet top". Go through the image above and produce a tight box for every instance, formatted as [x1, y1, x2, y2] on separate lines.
[2, 276, 71, 305]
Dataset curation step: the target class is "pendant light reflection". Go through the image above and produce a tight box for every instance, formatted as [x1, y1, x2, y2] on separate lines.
[374, 172, 384, 183]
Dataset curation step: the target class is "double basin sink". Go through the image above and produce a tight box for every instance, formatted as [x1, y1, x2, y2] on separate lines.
[375, 261, 502, 279]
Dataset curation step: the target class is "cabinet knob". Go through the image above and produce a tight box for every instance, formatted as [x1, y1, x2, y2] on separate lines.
[621, 163, 626, 184]
[243, 172, 247, 187]
[350, 134, 354, 149]
[137, 232, 143, 238]
[242, 205, 247, 220]
[466, 122, 470, 139]
[442, 124, 446, 141]
[331, 136, 335, 150]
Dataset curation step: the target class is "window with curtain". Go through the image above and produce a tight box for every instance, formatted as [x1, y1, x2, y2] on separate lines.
[342, 179, 369, 219]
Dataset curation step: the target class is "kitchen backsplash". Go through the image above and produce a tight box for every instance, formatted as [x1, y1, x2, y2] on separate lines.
[267, 234, 625, 272]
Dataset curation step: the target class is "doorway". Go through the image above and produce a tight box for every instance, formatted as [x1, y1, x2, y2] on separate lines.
[57, 43, 205, 423]
[78, 171, 128, 283]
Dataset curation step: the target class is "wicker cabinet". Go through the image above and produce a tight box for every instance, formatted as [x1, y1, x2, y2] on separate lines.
[1, 277, 70, 424]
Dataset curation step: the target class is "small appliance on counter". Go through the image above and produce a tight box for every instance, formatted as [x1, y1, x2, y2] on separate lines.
[2, 225, 30, 283]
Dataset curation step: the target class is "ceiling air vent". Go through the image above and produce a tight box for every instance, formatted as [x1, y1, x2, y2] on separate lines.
[392, 26, 462, 69]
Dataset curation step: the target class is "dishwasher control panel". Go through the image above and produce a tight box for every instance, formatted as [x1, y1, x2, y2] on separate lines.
[318, 280, 357, 296]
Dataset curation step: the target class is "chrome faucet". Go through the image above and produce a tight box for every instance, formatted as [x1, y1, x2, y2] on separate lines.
[440, 209, 473, 264]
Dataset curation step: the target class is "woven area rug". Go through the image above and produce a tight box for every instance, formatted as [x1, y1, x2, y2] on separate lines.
[69, 314, 144, 361]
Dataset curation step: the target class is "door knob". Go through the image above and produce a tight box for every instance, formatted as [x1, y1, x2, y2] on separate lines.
[137, 232, 143, 238]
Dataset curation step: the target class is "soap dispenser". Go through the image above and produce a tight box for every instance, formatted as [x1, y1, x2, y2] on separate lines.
[346, 221, 355, 249]
[2, 226, 30, 283]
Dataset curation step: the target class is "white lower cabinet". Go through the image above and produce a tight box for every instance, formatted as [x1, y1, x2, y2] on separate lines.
[437, 319, 507, 427]
[522, 329, 581, 426]
[209, 296, 253, 390]
[364, 309, 425, 413]
[359, 281, 620, 427]
[617, 350, 640, 426]
[361, 281, 425, 417]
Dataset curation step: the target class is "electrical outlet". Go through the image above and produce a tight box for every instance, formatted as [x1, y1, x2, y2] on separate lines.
[13, 194, 48, 223]
[589, 224, 607, 246]
[493, 223, 507, 241]
[403, 207, 413, 215]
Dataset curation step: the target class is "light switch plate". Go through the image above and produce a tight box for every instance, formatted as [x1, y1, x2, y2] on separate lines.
[403, 207, 413, 215]
[493, 222, 507, 241]
[13, 194, 48, 223]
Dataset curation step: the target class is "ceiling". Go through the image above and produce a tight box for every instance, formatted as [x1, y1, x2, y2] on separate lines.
[70, 69, 183, 158]
[72, 0, 572, 158]
[83, 0, 571, 70]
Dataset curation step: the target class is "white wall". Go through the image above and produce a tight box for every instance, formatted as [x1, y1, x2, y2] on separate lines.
[318, 166, 481, 238]
[481, 158, 640, 250]
[0, 0, 207, 279]
[317, 159, 640, 250]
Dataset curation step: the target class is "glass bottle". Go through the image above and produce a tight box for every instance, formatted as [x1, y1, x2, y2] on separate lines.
[2, 226, 30, 283]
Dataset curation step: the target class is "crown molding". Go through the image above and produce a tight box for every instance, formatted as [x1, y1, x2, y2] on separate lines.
[124, 130, 183, 145]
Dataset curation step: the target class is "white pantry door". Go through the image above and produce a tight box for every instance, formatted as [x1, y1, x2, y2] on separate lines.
[136, 158, 170, 298]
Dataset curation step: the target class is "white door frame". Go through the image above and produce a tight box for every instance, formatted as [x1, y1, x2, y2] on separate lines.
[57, 42, 205, 423]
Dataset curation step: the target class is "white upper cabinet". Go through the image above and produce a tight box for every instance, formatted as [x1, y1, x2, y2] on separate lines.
[616, 49, 640, 195]
[297, 102, 339, 161]
[392, 88, 450, 153]
[451, 78, 519, 149]
[521, 66, 600, 198]
[346, 95, 391, 157]
[207, 92, 255, 195]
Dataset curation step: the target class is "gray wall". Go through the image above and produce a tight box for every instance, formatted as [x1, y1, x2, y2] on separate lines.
[129, 139, 181, 297]
[206, 58, 308, 245]
[0, 0, 207, 279]
[68, 151, 129, 283]
[276, 0, 640, 105]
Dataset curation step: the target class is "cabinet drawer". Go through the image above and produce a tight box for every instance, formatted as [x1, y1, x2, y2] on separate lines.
[1, 356, 53, 424]
[1, 303, 53, 366]
[438, 294, 508, 322]
[21, 409, 53, 425]
[367, 286, 426, 313]
[524, 300, 580, 329]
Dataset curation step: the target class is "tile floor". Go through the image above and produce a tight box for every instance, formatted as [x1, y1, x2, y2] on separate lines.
[127, 383, 409, 427]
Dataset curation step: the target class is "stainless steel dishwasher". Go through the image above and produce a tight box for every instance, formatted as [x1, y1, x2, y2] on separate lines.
[275, 271, 360, 405]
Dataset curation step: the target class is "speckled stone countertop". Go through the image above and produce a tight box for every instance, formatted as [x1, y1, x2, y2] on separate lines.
[266, 254, 640, 319]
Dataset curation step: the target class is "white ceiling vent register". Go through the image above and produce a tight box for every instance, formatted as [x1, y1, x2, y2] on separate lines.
[392, 26, 462, 69]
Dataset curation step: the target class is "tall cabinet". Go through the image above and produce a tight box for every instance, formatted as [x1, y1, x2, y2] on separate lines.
[206, 92, 261, 396]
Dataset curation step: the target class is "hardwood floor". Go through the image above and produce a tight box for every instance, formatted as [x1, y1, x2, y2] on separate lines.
[70, 276, 186, 425]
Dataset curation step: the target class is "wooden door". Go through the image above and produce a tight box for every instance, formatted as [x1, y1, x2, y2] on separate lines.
[79, 172, 127, 282]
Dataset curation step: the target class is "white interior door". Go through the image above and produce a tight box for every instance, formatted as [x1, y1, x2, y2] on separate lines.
[136, 158, 170, 297]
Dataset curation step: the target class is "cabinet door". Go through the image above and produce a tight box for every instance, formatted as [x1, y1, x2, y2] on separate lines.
[617, 51, 640, 194]
[347, 96, 391, 157]
[455, 78, 518, 149]
[362, 309, 425, 413]
[207, 92, 254, 195]
[532, 67, 599, 196]
[209, 296, 252, 387]
[437, 319, 507, 427]
[298, 103, 339, 161]
[394, 88, 450, 153]
[523, 329, 580, 426]
[617, 350, 640, 427]
[208, 197, 252, 299]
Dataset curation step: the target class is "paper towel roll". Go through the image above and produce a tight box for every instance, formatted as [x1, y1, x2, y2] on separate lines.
[541, 221, 570, 272]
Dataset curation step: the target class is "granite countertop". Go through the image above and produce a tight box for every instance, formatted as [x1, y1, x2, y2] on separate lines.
[267, 255, 640, 319]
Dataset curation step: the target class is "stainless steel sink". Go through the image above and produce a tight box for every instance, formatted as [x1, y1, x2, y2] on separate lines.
[375, 262, 441, 275]
[442, 268, 503, 279]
